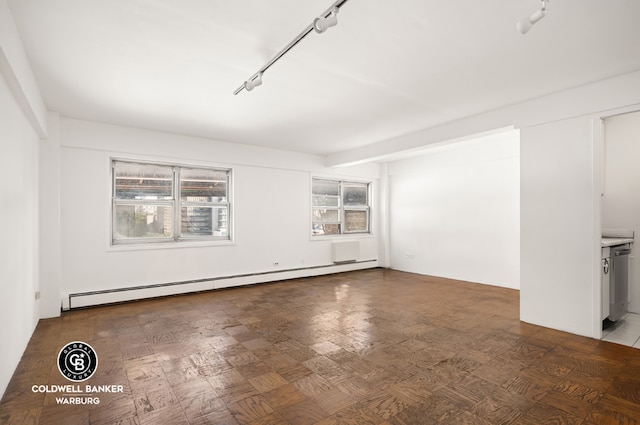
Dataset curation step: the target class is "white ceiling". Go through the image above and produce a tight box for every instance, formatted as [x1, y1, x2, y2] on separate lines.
[7, 0, 640, 156]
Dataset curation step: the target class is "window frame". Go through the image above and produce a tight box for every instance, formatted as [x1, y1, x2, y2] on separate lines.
[111, 159, 232, 246]
[311, 177, 372, 237]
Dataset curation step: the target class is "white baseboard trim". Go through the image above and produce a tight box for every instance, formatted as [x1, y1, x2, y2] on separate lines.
[65, 260, 378, 310]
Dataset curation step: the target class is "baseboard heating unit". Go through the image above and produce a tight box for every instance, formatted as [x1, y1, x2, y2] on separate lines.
[65, 260, 377, 310]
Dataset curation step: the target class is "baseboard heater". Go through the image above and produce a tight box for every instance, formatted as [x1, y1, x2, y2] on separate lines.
[66, 259, 377, 310]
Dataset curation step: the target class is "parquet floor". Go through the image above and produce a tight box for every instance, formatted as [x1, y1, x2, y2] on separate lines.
[2, 268, 640, 424]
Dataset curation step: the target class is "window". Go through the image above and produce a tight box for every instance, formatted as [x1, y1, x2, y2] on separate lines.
[112, 160, 231, 245]
[312, 178, 370, 236]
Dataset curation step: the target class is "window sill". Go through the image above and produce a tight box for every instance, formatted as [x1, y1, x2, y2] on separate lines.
[107, 239, 235, 252]
[310, 233, 375, 241]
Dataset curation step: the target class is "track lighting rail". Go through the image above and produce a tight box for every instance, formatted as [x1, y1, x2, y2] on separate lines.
[233, 0, 349, 95]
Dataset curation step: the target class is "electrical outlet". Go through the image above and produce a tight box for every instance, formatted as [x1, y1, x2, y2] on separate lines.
[35, 291, 41, 300]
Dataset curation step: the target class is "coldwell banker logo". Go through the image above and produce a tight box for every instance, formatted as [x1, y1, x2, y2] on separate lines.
[58, 341, 98, 382]
[32, 341, 124, 405]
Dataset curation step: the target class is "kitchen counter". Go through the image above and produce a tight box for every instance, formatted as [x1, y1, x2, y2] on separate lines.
[601, 237, 634, 247]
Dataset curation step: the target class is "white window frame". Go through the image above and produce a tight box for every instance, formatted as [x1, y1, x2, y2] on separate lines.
[311, 177, 371, 237]
[111, 159, 232, 245]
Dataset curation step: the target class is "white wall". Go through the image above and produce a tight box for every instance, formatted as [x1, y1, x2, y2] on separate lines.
[0, 0, 47, 137]
[0, 0, 46, 399]
[335, 70, 639, 340]
[38, 112, 62, 318]
[602, 110, 640, 313]
[0, 70, 40, 398]
[327, 71, 640, 167]
[57, 118, 380, 307]
[387, 130, 520, 289]
[520, 116, 598, 337]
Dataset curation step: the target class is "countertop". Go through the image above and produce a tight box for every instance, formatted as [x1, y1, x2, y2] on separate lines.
[601, 237, 634, 247]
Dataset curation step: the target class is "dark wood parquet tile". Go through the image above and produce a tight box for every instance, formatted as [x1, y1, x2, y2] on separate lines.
[515, 402, 582, 425]
[292, 373, 332, 398]
[206, 367, 245, 392]
[248, 411, 293, 425]
[471, 387, 530, 425]
[272, 363, 313, 383]
[3, 269, 640, 424]
[331, 403, 388, 425]
[188, 408, 239, 425]
[87, 393, 136, 425]
[454, 410, 494, 425]
[236, 362, 273, 381]
[608, 374, 640, 405]
[219, 381, 260, 407]
[226, 394, 274, 424]
[312, 387, 358, 415]
[136, 404, 188, 425]
[262, 383, 306, 409]
[247, 371, 288, 394]
[444, 373, 499, 405]
[171, 378, 221, 420]
[277, 398, 327, 425]
[366, 391, 409, 420]
[552, 379, 603, 405]
[399, 392, 462, 424]
[596, 393, 640, 420]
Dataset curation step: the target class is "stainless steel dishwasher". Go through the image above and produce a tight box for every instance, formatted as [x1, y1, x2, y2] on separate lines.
[610, 245, 632, 322]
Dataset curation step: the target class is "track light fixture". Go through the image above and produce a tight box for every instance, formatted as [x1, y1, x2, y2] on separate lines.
[314, 8, 339, 34]
[233, 0, 349, 95]
[244, 73, 262, 91]
[517, 0, 548, 35]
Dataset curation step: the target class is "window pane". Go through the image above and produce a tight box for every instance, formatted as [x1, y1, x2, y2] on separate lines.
[181, 206, 229, 237]
[114, 162, 173, 199]
[312, 223, 341, 235]
[312, 209, 340, 223]
[114, 204, 173, 239]
[343, 184, 368, 206]
[181, 168, 228, 202]
[313, 195, 339, 207]
[312, 179, 340, 196]
[345, 210, 368, 232]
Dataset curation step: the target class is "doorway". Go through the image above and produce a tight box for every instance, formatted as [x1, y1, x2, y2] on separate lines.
[601, 110, 640, 347]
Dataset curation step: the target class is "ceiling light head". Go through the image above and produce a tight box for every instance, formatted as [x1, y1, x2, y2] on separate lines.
[517, 0, 548, 35]
[314, 8, 338, 34]
[244, 73, 263, 91]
